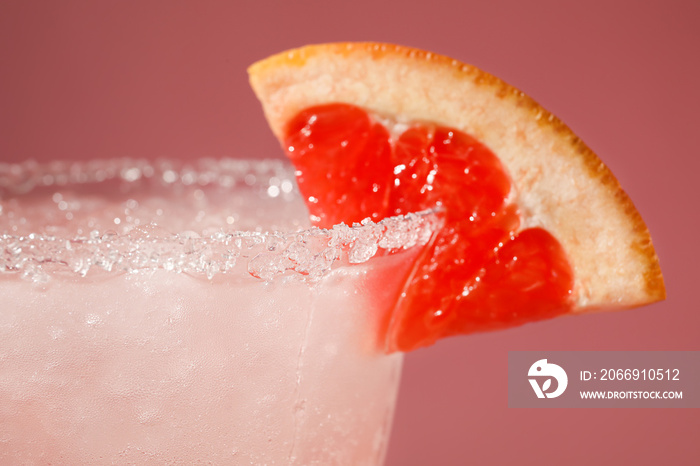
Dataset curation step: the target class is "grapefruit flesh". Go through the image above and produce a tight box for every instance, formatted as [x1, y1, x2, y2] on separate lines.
[249, 42, 666, 353]
[284, 103, 573, 351]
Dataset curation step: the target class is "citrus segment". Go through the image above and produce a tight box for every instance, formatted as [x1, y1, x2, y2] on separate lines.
[249, 42, 666, 352]
[284, 103, 392, 225]
[284, 103, 574, 351]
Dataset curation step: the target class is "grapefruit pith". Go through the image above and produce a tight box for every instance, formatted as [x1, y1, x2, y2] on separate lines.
[249, 42, 665, 352]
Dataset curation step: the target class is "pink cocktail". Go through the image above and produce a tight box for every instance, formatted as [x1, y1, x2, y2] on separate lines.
[0, 158, 436, 464]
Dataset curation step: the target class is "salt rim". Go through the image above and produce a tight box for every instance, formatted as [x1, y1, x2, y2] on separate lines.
[0, 157, 295, 194]
[0, 158, 440, 283]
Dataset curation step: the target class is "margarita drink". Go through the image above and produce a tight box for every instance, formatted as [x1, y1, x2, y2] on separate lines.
[0, 159, 435, 464]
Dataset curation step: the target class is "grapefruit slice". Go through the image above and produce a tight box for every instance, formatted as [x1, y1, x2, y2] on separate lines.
[248, 42, 665, 352]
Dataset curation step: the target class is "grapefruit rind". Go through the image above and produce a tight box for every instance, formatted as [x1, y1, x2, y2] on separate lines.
[248, 42, 665, 312]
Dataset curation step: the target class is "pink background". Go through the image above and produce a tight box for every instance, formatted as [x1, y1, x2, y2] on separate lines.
[1, 1, 698, 464]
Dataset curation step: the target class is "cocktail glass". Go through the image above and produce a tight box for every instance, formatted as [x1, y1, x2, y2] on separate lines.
[0, 158, 437, 465]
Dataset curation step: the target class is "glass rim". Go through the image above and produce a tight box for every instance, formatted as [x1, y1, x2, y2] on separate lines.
[0, 158, 440, 282]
